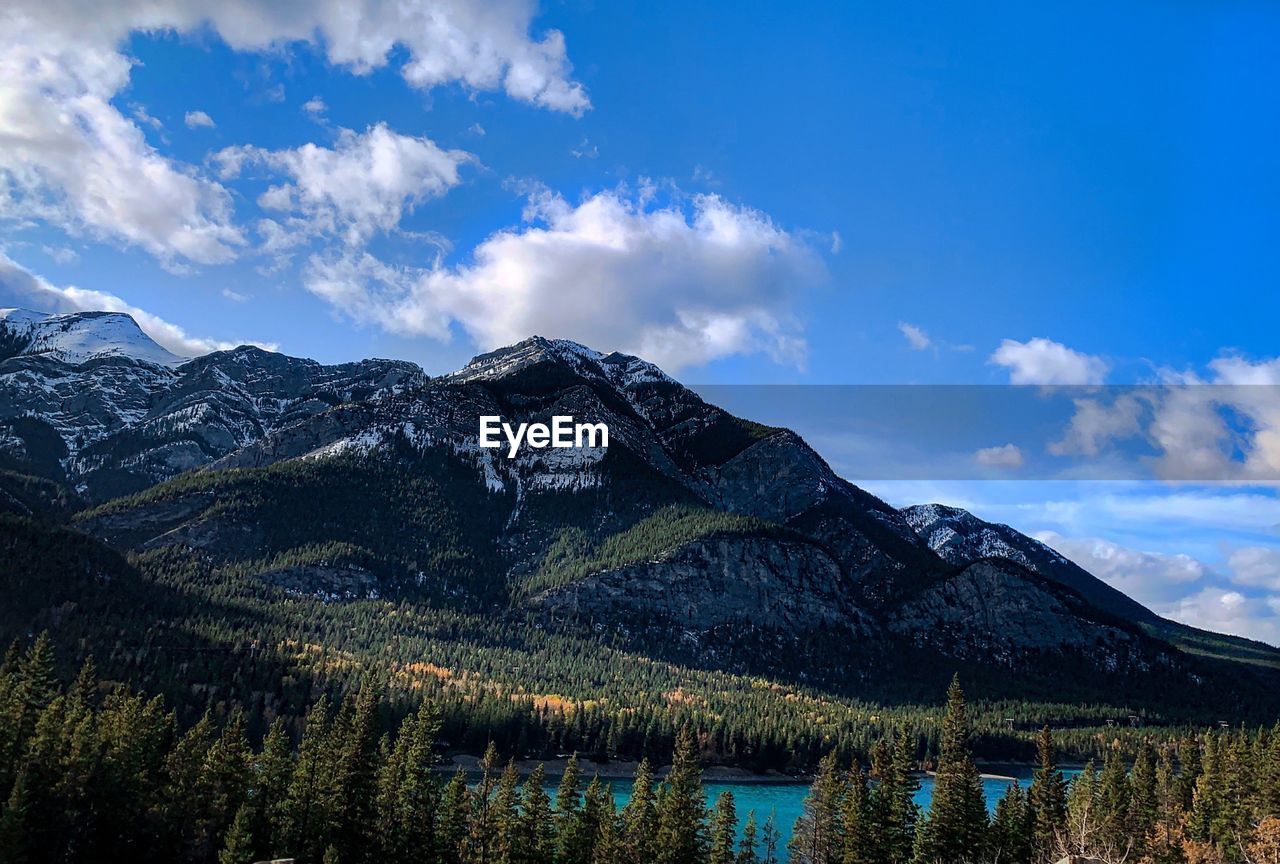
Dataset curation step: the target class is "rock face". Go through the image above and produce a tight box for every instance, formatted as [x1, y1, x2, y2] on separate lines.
[0, 313, 424, 500]
[525, 536, 866, 636]
[889, 559, 1140, 659]
[4, 311, 1272, 682]
[902, 503, 1157, 623]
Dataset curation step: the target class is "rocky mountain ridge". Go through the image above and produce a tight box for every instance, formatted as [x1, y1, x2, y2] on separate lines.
[4, 309, 1277, 693]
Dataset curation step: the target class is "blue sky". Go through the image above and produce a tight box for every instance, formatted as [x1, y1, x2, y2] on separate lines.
[2, 1, 1280, 642]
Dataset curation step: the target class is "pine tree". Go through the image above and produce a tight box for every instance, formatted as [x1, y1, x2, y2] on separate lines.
[656, 726, 707, 864]
[1097, 744, 1131, 853]
[1027, 726, 1067, 863]
[739, 811, 760, 864]
[710, 791, 739, 864]
[912, 675, 987, 864]
[517, 764, 556, 864]
[761, 812, 781, 864]
[840, 763, 873, 864]
[330, 683, 381, 863]
[620, 758, 659, 864]
[492, 760, 521, 864]
[1191, 732, 1225, 844]
[282, 698, 334, 862]
[866, 730, 919, 864]
[252, 718, 295, 858]
[204, 707, 253, 849]
[439, 769, 471, 864]
[988, 782, 1032, 864]
[0, 765, 33, 864]
[1128, 742, 1158, 846]
[791, 751, 845, 864]
[591, 786, 622, 864]
[466, 742, 501, 864]
[218, 801, 257, 864]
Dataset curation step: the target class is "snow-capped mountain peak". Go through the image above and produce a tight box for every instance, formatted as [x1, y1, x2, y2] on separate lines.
[0, 308, 185, 367]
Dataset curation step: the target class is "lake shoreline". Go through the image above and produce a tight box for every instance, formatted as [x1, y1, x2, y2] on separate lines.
[440, 755, 1082, 785]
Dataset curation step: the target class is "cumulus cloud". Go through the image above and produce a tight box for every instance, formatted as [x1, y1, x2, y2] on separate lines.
[991, 337, 1108, 385]
[302, 185, 824, 371]
[899, 322, 932, 351]
[0, 252, 272, 356]
[1228, 547, 1280, 592]
[974, 443, 1023, 470]
[184, 110, 215, 129]
[1043, 355, 1280, 482]
[1049, 393, 1145, 457]
[1035, 530, 1207, 606]
[216, 124, 473, 248]
[0, 1, 587, 265]
[1158, 587, 1280, 647]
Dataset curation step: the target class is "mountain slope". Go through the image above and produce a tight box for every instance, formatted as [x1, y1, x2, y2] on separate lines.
[0, 308, 184, 366]
[903, 503, 1158, 623]
[903, 502, 1280, 669]
[4, 313, 1279, 713]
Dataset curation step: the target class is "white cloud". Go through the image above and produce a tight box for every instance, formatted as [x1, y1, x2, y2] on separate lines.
[570, 137, 598, 159]
[0, 14, 245, 266]
[1043, 354, 1280, 482]
[302, 98, 327, 115]
[0, 1, 587, 265]
[1035, 530, 1207, 606]
[974, 443, 1023, 470]
[1049, 394, 1145, 457]
[899, 321, 932, 351]
[41, 245, 79, 265]
[0, 252, 273, 356]
[1227, 547, 1280, 592]
[184, 110, 215, 129]
[1157, 587, 1280, 647]
[991, 337, 1108, 385]
[216, 123, 472, 248]
[303, 185, 824, 371]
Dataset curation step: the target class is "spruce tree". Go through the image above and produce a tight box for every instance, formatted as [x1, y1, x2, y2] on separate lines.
[840, 763, 873, 864]
[250, 719, 294, 857]
[791, 750, 845, 864]
[761, 812, 781, 864]
[621, 758, 659, 864]
[710, 791, 739, 864]
[218, 801, 257, 864]
[492, 760, 522, 864]
[439, 769, 471, 864]
[656, 726, 707, 864]
[282, 698, 333, 862]
[1027, 726, 1066, 863]
[1097, 744, 1131, 852]
[739, 811, 760, 864]
[912, 676, 987, 864]
[517, 764, 556, 864]
[988, 782, 1032, 864]
[1128, 742, 1158, 846]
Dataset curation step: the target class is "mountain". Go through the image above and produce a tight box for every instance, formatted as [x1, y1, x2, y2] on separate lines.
[902, 503, 1158, 624]
[3, 312, 1279, 720]
[0, 308, 184, 366]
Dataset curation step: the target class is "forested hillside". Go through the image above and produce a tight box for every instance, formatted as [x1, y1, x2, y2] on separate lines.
[3, 641, 1278, 864]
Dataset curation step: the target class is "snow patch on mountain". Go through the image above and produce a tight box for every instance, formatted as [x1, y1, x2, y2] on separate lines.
[0, 308, 185, 367]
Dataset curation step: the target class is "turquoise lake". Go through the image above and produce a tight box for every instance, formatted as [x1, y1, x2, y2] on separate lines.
[545, 766, 1077, 862]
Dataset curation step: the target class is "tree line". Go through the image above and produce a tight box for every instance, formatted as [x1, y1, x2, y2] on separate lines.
[4, 636, 1280, 864]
